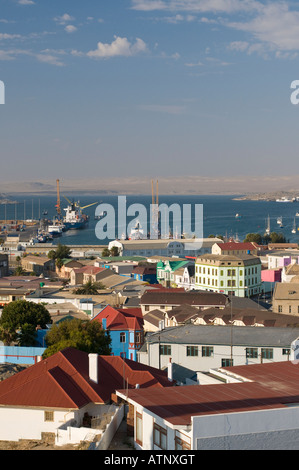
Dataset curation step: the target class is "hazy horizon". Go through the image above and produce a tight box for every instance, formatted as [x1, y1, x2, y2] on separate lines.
[1, 174, 299, 196]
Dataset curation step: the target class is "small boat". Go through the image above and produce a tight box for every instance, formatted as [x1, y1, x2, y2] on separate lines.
[277, 217, 282, 225]
[235, 213, 242, 219]
[292, 218, 297, 234]
[42, 209, 48, 216]
[296, 212, 299, 217]
[265, 215, 270, 235]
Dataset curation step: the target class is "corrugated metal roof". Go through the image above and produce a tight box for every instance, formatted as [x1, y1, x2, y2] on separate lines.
[145, 324, 299, 347]
[118, 360, 299, 425]
[0, 347, 174, 409]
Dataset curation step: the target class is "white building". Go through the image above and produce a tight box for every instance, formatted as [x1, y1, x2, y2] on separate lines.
[137, 324, 298, 373]
[116, 359, 299, 450]
[108, 238, 223, 259]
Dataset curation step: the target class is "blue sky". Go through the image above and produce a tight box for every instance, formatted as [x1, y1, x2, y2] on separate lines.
[1, 0, 299, 185]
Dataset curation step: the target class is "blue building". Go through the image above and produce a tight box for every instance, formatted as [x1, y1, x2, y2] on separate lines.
[92, 305, 144, 361]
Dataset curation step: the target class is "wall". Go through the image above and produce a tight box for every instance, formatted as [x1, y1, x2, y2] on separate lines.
[192, 407, 299, 450]
[0, 345, 46, 365]
[0, 407, 73, 442]
[141, 340, 291, 373]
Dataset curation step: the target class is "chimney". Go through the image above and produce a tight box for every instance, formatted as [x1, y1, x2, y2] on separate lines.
[167, 358, 173, 381]
[88, 353, 98, 383]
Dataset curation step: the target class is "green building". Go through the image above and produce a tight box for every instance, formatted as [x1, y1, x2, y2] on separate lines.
[156, 258, 193, 287]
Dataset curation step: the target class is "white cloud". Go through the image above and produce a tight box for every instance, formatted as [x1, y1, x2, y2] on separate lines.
[54, 14, 75, 25]
[35, 53, 65, 66]
[65, 25, 77, 33]
[18, 0, 35, 4]
[131, 0, 261, 14]
[0, 33, 21, 40]
[228, 3, 299, 52]
[87, 36, 148, 59]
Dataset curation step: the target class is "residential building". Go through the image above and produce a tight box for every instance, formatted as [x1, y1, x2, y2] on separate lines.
[92, 305, 144, 361]
[140, 290, 228, 315]
[267, 250, 299, 269]
[156, 259, 192, 287]
[0, 347, 175, 446]
[174, 264, 195, 289]
[116, 360, 299, 450]
[194, 254, 262, 297]
[131, 264, 157, 284]
[56, 259, 84, 279]
[272, 282, 299, 315]
[143, 305, 200, 331]
[137, 324, 299, 374]
[281, 263, 299, 283]
[21, 255, 55, 276]
[70, 266, 108, 285]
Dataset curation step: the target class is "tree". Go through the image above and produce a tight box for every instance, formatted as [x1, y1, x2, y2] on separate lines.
[101, 248, 110, 257]
[269, 232, 286, 243]
[73, 280, 106, 295]
[42, 318, 111, 358]
[48, 243, 72, 260]
[244, 233, 262, 244]
[17, 323, 37, 347]
[14, 266, 25, 276]
[0, 300, 51, 333]
[110, 246, 120, 257]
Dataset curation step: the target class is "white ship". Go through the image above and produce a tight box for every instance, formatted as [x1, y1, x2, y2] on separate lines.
[276, 197, 295, 202]
[128, 220, 146, 240]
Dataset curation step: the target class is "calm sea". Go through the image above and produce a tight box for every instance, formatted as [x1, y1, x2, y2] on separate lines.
[1, 194, 299, 246]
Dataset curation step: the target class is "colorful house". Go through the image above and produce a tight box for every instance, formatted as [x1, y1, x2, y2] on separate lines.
[131, 264, 157, 284]
[92, 305, 144, 361]
[156, 259, 193, 287]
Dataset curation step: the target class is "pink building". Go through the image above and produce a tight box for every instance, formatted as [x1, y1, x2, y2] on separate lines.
[261, 268, 281, 283]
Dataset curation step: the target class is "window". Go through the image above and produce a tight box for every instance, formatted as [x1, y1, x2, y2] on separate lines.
[145, 305, 149, 312]
[221, 358, 233, 367]
[160, 345, 171, 355]
[289, 305, 292, 314]
[44, 411, 54, 422]
[120, 332, 126, 343]
[282, 348, 290, 356]
[175, 436, 191, 451]
[135, 332, 142, 344]
[154, 423, 167, 449]
[202, 346, 213, 357]
[261, 348, 273, 360]
[186, 346, 198, 356]
[278, 305, 282, 313]
[246, 348, 258, 359]
[136, 412, 142, 446]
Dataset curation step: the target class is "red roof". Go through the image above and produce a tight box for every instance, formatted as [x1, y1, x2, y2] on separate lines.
[118, 360, 299, 425]
[0, 348, 174, 409]
[73, 266, 106, 274]
[92, 305, 143, 330]
[216, 242, 256, 251]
